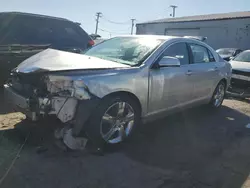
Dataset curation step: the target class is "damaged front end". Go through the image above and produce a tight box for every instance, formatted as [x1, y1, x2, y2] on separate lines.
[4, 71, 103, 151]
[4, 72, 97, 133]
[43, 75, 92, 123]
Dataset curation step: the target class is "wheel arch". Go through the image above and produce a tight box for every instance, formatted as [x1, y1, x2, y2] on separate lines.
[73, 91, 143, 137]
[220, 78, 227, 89]
[102, 91, 142, 116]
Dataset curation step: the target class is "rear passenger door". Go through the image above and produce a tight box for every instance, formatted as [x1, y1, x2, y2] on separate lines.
[187, 43, 218, 100]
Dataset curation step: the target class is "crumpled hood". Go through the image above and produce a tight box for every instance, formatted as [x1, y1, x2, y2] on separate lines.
[230, 60, 250, 72]
[16, 48, 129, 73]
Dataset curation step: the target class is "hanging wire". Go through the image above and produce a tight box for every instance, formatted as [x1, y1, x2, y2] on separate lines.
[99, 27, 130, 35]
[99, 25, 131, 33]
[101, 15, 131, 25]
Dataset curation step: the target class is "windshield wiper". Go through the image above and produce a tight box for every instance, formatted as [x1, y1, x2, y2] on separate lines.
[105, 56, 133, 66]
[92, 55, 133, 66]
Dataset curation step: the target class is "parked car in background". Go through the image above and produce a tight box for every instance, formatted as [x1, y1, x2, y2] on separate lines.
[0, 12, 94, 85]
[89, 34, 101, 40]
[4, 35, 231, 147]
[227, 50, 250, 98]
[184, 36, 207, 42]
[94, 38, 106, 45]
[89, 34, 106, 45]
[216, 48, 243, 61]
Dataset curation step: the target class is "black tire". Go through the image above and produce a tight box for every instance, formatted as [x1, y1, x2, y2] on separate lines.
[209, 81, 226, 108]
[86, 94, 140, 147]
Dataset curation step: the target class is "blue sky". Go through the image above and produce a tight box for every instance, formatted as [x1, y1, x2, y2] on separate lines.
[0, 0, 249, 38]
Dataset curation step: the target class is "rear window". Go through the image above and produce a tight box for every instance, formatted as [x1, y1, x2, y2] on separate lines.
[0, 14, 90, 49]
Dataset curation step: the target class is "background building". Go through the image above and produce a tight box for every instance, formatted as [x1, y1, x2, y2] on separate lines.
[136, 11, 250, 50]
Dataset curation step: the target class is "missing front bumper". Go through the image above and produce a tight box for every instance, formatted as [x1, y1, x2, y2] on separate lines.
[4, 84, 78, 122]
[4, 84, 100, 138]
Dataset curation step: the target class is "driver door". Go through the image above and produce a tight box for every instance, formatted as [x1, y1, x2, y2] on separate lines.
[148, 42, 195, 115]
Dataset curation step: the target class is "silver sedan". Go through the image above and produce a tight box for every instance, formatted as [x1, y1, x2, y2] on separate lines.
[4, 35, 232, 146]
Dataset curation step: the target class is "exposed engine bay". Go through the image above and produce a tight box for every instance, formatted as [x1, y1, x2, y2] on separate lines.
[6, 71, 91, 124]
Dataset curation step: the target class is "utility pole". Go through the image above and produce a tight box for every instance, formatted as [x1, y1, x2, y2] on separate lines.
[131, 19, 136, 35]
[169, 5, 178, 17]
[95, 12, 102, 35]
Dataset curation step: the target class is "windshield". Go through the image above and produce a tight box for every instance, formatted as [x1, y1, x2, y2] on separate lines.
[216, 48, 235, 56]
[83, 37, 163, 66]
[233, 51, 250, 62]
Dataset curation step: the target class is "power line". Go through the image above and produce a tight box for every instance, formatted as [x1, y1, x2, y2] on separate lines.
[99, 25, 131, 32]
[101, 15, 131, 25]
[99, 27, 129, 35]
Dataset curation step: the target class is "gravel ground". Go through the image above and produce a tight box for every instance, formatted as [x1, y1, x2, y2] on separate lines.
[1, 91, 250, 188]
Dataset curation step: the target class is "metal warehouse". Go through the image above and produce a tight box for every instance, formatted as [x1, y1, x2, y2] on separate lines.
[136, 11, 250, 50]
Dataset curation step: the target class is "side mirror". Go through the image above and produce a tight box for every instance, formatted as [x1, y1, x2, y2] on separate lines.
[158, 56, 181, 67]
[229, 56, 234, 60]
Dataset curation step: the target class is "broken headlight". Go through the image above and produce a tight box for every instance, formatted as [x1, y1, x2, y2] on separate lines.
[46, 75, 91, 100]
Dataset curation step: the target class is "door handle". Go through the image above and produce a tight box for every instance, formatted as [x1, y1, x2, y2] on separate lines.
[186, 70, 192, 75]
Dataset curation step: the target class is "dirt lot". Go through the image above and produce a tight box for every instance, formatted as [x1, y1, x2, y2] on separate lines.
[1, 90, 250, 188]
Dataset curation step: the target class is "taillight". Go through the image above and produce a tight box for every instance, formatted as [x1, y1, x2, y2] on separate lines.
[88, 40, 95, 46]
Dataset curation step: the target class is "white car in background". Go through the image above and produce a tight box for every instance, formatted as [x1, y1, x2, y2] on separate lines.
[228, 50, 250, 98]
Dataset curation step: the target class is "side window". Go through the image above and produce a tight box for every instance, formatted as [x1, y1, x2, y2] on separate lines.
[162, 42, 189, 65]
[208, 50, 215, 62]
[189, 44, 210, 63]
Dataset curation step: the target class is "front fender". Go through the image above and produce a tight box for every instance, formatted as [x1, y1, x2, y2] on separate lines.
[82, 69, 149, 116]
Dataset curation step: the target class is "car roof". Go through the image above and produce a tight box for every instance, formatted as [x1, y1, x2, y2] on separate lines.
[217, 48, 241, 51]
[0, 12, 72, 23]
[114, 35, 211, 45]
[117, 35, 178, 40]
[0, 12, 91, 47]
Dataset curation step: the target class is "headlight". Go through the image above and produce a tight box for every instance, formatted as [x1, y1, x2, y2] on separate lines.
[46, 76, 91, 100]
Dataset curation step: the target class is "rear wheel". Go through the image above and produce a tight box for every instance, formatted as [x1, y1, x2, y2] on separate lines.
[86, 95, 140, 146]
[209, 81, 226, 108]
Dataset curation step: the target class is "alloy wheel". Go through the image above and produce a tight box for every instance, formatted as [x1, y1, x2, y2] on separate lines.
[213, 83, 225, 107]
[100, 102, 135, 144]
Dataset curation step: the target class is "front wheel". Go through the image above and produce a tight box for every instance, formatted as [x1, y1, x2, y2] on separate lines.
[86, 95, 140, 146]
[209, 81, 226, 108]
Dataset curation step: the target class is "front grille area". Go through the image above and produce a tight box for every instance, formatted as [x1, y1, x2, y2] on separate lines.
[231, 78, 250, 89]
[231, 69, 250, 91]
[9, 76, 33, 97]
[8, 72, 48, 97]
[232, 69, 250, 77]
